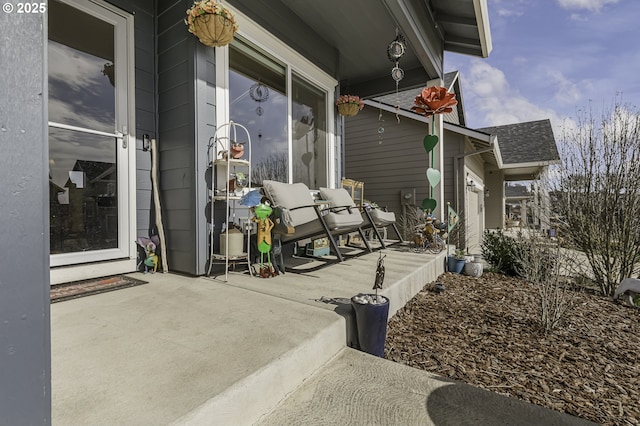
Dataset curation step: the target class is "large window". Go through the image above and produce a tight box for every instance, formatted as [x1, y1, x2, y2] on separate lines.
[227, 36, 331, 188]
[229, 40, 288, 184]
[292, 73, 327, 189]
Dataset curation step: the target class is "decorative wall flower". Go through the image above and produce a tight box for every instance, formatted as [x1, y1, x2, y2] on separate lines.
[411, 86, 458, 117]
[185, 1, 239, 48]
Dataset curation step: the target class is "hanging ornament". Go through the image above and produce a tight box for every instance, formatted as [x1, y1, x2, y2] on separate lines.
[387, 31, 406, 62]
[388, 29, 406, 124]
[391, 65, 404, 82]
[250, 82, 269, 116]
[377, 108, 385, 144]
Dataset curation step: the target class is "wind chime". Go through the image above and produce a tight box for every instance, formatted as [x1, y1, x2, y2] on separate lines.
[387, 30, 406, 122]
[377, 30, 408, 144]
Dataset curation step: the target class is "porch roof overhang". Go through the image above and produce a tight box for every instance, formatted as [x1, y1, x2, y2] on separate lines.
[227, 0, 492, 98]
[500, 160, 561, 181]
[443, 122, 502, 168]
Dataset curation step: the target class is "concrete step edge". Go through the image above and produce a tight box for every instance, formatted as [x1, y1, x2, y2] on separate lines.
[171, 317, 346, 426]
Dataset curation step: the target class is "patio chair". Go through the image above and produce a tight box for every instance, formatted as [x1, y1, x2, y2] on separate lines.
[361, 204, 404, 249]
[262, 180, 371, 263]
[320, 187, 403, 250]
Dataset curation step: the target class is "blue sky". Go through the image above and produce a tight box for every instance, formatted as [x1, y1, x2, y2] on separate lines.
[444, 0, 640, 135]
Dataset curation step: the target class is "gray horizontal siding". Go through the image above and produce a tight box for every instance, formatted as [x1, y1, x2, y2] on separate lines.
[345, 107, 435, 219]
[106, 0, 156, 246]
[157, 0, 198, 274]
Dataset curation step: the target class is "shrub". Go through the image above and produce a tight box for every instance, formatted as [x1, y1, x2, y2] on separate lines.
[481, 230, 523, 276]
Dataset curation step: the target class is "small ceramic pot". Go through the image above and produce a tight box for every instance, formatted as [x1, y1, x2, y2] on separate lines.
[463, 261, 483, 277]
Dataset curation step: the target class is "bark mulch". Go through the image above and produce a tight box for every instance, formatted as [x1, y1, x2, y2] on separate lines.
[385, 272, 640, 426]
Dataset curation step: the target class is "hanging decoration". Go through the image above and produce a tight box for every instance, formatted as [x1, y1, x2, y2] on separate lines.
[250, 82, 269, 116]
[185, 1, 238, 48]
[336, 94, 365, 117]
[387, 30, 406, 123]
[411, 86, 458, 213]
[377, 106, 385, 145]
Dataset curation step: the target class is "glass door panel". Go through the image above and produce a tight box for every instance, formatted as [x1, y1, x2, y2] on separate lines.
[292, 73, 328, 189]
[49, 127, 118, 254]
[229, 40, 288, 185]
[48, 0, 130, 266]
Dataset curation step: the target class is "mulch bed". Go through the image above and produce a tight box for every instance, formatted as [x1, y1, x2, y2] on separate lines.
[385, 272, 640, 426]
[50, 275, 148, 303]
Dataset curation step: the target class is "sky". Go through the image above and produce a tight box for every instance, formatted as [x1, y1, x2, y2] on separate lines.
[443, 0, 640, 137]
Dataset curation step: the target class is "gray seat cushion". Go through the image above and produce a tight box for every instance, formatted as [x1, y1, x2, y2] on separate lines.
[319, 187, 355, 214]
[262, 180, 317, 227]
[369, 208, 396, 226]
[319, 187, 364, 227]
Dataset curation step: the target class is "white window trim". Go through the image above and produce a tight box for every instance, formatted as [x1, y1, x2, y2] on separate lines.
[216, 7, 338, 186]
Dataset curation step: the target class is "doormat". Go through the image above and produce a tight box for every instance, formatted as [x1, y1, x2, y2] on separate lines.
[50, 275, 148, 303]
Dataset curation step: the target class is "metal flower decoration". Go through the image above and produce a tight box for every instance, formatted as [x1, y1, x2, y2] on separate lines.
[411, 86, 458, 213]
[411, 86, 458, 118]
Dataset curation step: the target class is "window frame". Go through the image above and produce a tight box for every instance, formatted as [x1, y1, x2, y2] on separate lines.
[215, 8, 337, 186]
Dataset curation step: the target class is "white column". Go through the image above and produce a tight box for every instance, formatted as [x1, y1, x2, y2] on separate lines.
[427, 78, 445, 219]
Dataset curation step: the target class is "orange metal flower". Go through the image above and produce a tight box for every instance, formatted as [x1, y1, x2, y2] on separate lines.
[411, 86, 458, 117]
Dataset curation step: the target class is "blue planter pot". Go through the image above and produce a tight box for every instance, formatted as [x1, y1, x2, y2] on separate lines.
[447, 256, 465, 274]
[351, 295, 390, 357]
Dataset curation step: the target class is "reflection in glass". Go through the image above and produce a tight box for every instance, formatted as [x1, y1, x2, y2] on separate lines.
[49, 127, 118, 254]
[48, 0, 115, 133]
[292, 73, 328, 188]
[230, 40, 288, 184]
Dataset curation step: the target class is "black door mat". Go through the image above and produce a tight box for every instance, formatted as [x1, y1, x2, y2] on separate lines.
[51, 275, 148, 303]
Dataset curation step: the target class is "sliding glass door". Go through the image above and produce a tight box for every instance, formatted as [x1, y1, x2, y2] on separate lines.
[228, 37, 330, 187]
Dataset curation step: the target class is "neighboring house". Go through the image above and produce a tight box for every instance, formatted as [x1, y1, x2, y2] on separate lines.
[479, 119, 561, 231]
[345, 73, 559, 254]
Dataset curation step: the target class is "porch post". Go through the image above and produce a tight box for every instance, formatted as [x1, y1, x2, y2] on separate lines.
[0, 8, 51, 424]
[427, 78, 445, 219]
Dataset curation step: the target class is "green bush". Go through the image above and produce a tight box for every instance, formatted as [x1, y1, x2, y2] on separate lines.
[481, 230, 523, 277]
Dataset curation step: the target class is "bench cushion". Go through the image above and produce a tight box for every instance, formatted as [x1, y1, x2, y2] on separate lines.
[369, 208, 396, 226]
[319, 187, 356, 215]
[262, 180, 316, 227]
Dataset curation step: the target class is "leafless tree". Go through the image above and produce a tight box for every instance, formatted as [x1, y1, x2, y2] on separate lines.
[515, 231, 578, 335]
[554, 100, 640, 296]
[251, 153, 288, 185]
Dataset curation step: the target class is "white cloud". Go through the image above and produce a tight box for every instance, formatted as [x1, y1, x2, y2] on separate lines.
[461, 60, 577, 136]
[544, 69, 583, 104]
[556, 0, 618, 12]
[496, 8, 524, 17]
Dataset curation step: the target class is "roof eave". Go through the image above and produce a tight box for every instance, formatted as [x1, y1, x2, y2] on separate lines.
[473, 0, 493, 57]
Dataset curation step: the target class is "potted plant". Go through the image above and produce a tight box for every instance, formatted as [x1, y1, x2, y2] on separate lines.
[185, 0, 239, 48]
[350, 253, 389, 357]
[447, 249, 466, 274]
[463, 256, 484, 277]
[336, 94, 365, 117]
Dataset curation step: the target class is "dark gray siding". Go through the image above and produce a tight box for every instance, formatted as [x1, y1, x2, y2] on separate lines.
[344, 107, 434, 219]
[105, 0, 157, 242]
[0, 10, 51, 423]
[157, 1, 213, 275]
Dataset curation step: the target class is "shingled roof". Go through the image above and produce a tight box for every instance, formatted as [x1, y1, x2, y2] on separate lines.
[477, 119, 560, 166]
[372, 71, 465, 126]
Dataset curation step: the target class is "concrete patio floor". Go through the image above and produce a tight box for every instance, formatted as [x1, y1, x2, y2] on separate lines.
[51, 244, 595, 425]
